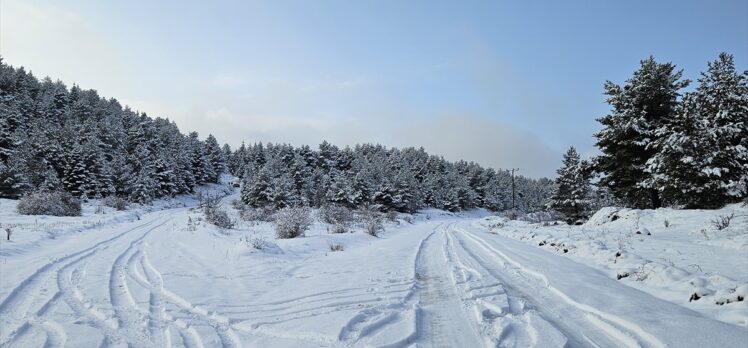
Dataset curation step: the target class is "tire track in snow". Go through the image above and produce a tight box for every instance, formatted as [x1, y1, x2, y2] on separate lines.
[54, 219, 172, 347]
[108, 228, 156, 334]
[410, 222, 484, 347]
[140, 248, 171, 347]
[334, 223, 445, 346]
[135, 245, 240, 348]
[455, 225, 666, 348]
[128, 248, 206, 348]
[443, 225, 535, 347]
[444, 226, 570, 347]
[0, 218, 161, 346]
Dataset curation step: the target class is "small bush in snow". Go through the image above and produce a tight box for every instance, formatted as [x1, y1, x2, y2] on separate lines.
[318, 205, 353, 233]
[243, 233, 268, 250]
[699, 228, 710, 240]
[634, 261, 653, 281]
[331, 223, 348, 234]
[274, 207, 312, 239]
[504, 209, 520, 220]
[488, 221, 505, 230]
[328, 242, 344, 252]
[663, 219, 670, 228]
[360, 208, 384, 237]
[711, 212, 734, 230]
[17, 190, 82, 216]
[318, 204, 353, 224]
[187, 216, 198, 231]
[386, 211, 400, 224]
[5, 228, 11, 241]
[241, 206, 276, 222]
[103, 196, 129, 211]
[231, 198, 244, 211]
[204, 199, 236, 229]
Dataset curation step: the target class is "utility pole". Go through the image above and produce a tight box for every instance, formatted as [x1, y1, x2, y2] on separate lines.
[510, 168, 519, 210]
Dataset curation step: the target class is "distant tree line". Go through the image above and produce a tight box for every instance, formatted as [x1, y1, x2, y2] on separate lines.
[0, 58, 226, 202]
[229, 141, 554, 213]
[0, 57, 554, 213]
[549, 52, 747, 220]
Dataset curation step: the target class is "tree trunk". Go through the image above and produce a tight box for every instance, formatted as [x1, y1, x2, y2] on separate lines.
[650, 189, 662, 209]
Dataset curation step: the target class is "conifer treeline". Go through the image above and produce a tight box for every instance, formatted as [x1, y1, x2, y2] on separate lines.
[229, 141, 554, 213]
[0, 58, 226, 202]
[0, 58, 554, 212]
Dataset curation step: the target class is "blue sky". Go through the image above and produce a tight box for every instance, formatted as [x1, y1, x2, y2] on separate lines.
[2, 0, 747, 177]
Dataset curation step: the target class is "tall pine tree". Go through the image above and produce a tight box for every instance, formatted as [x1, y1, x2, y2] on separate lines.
[548, 147, 591, 222]
[595, 56, 689, 209]
[647, 53, 748, 207]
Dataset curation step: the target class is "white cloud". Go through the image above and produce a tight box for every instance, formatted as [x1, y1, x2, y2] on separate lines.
[0, 0, 133, 98]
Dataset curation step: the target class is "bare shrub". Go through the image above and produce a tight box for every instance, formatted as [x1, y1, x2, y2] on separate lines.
[187, 216, 198, 231]
[231, 198, 244, 211]
[103, 196, 128, 211]
[318, 205, 353, 233]
[241, 206, 276, 222]
[5, 228, 11, 241]
[711, 212, 734, 230]
[328, 242, 344, 252]
[331, 223, 348, 234]
[504, 209, 519, 220]
[204, 199, 236, 229]
[318, 204, 353, 224]
[274, 207, 312, 239]
[663, 219, 670, 228]
[242, 233, 268, 250]
[386, 211, 397, 221]
[360, 208, 384, 237]
[17, 190, 81, 216]
[488, 221, 505, 230]
[634, 261, 653, 281]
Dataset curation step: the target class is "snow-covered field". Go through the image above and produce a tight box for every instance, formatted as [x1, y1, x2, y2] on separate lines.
[1, 186, 747, 347]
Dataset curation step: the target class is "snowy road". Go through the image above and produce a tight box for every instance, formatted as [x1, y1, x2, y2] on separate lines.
[437, 222, 748, 347]
[0, 210, 242, 347]
[1, 205, 746, 347]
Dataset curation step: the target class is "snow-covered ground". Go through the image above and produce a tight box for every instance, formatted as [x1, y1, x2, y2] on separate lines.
[475, 204, 748, 329]
[1, 186, 747, 347]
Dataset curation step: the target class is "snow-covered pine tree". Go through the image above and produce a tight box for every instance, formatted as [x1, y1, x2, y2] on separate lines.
[204, 134, 225, 183]
[128, 144, 157, 203]
[153, 157, 177, 197]
[324, 169, 354, 207]
[226, 142, 245, 176]
[594, 56, 689, 209]
[0, 107, 31, 197]
[186, 132, 210, 184]
[695, 53, 748, 203]
[646, 53, 747, 207]
[241, 165, 274, 208]
[222, 143, 232, 174]
[548, 147, 591, 222]
[317, 141, 339, 170]
[271, 172, 299, 208]
[62, 143, 90, 197]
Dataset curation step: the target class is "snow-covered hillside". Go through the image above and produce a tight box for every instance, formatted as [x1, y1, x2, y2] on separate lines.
[1, 187, 746, 347]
